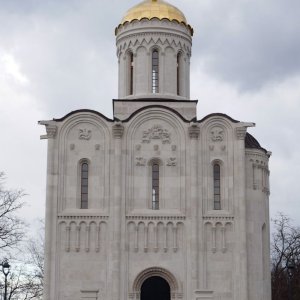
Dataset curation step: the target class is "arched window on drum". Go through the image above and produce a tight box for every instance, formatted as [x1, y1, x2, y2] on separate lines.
[80, 161, 89, 209]
[128, 52, 134, 95]
[152, 49, 159, 93]
[213, 163, 221, 210]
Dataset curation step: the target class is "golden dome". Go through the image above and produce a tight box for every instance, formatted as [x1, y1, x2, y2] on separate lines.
[121, 0, 187, 25]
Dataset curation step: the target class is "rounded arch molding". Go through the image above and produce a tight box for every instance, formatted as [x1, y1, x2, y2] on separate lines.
[131, 267, 182, 299]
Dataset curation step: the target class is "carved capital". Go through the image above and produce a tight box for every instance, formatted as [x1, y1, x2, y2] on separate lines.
[236, 127, 247, 140]
[45, 125, 57, 139]
[112, 122, 124, 139]
[188, 123, 200, 139]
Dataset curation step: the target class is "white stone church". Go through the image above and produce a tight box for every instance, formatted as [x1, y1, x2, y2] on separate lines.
[40, 1, 272, 299]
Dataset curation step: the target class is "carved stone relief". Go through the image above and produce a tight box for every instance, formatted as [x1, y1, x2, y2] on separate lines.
[95, 144, 100, 151]
[136, 157, 146, 166]
[167, 157, 177, 166]
[70, 144, 75, 151]
[79, 129, 92, 140]
[210, 127, 224, 142]
[142, 125, 171, 144]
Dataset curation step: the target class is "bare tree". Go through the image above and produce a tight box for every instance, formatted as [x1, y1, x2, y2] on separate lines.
[0, 173, 44, 299]
[271, 213, 300, 300]
[0, 172, 26, 251]
[2, 224, 44, 300]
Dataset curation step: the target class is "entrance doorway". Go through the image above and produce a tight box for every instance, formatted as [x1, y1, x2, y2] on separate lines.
[141, 276, 171, 300]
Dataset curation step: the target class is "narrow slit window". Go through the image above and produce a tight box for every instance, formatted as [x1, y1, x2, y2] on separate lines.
[152, 163, 159, 210]
[129, 52, 134, 95]
[213, 164, 221, 210]
[152, 50, 159, 93]
[81, 162, 89, 209]
[177, 53, 180, 96]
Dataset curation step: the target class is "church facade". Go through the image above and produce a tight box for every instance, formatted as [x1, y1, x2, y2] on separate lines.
[40, 1, 271, 300]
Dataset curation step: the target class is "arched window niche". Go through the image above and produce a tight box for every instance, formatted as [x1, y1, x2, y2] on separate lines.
[79, 159, 90, 209]
[176, 52, 182, 96]
[213, 161, 221, 210]
[148, 158, 163, 210]
[152, 49, 159, 93]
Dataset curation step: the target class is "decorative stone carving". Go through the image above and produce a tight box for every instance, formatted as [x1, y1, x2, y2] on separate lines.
[136, 157, 146, 166]
[188, 123, 200, 139]
[236, 127, 247, 140]
[142, 125, 171, 144]
[154, 144, 159, 151]
[70, 144, 75, 151]
[171, 145, 177, 151]
[112, 122, 124, 139]
[209, 145, 214, 151]
[221, 145, 226, 151]
[210, 126, 224, 142]
[135, 144, 141, 151]
[79, 129, 92, 140]
[95, 144, 100, 151]
[167, 157, 177, 166]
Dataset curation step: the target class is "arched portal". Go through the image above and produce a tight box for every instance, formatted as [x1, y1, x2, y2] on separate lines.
[131, 267, 181, 300]
[141, 276, 170, 300]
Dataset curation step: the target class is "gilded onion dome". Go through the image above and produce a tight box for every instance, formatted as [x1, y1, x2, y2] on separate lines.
[118, 0, 193, 35]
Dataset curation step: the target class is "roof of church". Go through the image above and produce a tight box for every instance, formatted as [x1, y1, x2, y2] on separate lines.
[51, 108, 268, 154]
[121, 0, 186, 24]
[117, 0, 193, 35]
[245, 132, 267, 153]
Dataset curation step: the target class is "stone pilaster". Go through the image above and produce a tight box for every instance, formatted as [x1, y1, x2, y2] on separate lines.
[109, 122, 124, 300]
[188, 123, 200, 291]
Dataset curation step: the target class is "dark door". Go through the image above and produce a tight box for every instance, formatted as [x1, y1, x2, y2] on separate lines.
[141, 276, 170, 300]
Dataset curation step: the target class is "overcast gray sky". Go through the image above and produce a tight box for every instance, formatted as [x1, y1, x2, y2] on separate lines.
[0, 0, 300, 228]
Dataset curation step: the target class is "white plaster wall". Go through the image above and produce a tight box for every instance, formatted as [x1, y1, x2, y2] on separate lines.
[41, 108, 271, 300]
